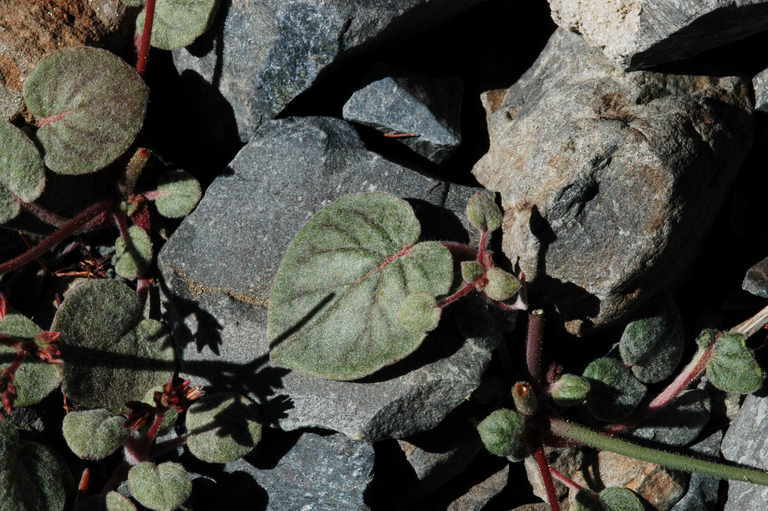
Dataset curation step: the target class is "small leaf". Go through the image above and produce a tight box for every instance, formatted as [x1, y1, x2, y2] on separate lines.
[185, 392, 262, 464]
[137, 0, 220, 50]
[268, 192, 453, 380]
[460, 260, 485, 284]
[52, 279, 173, 413]
[398, 292, 441, 333]
[113, 226, 153, 279]
[696, 328, 717, 350]
[152, 170, 202, 218]
[706, 332, 764, 393]
[0, 312, 62, 408]
[632, 389, 710, 446]
[598, 487, 645, 510]
[477, 408, 527, 460]
[466, 191, 502, 232]
[128, 461, 191, 511]
[23, 47, 148, 175]
[106, 491, 137, 511]
[549, 374, 590, 408]
[619, 300, 684, 383]
[483, 267, 521, 302]
[0, 121, 45, 224]
[142, 385, 178, 433]
[583, 357, 647, 422]
[62, 409, 128, 460]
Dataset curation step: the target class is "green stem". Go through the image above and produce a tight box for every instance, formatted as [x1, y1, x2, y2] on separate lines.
[550, 418, 768, 485]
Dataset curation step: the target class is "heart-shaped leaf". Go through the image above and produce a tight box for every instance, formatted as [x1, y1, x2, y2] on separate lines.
[0, 121, 45, 224]
[52, 279, 173, 412]
[185, 392, 262, 464]
[483, 267, 521, 302]
[0, 421, 72, 511]
[113, 225, 153, 279]
[268, 192, 453, 380]
[706, 332, 764, 393]
[62, 409, 128, 460]
[137, 0, 220, 50]
[460, 260, 484, 283]
[549, 373, 590, 408]
[477, 408, 527, 460]
[619, 301, 684, 383]
[583, 357, 647, 422]
[23, 47, 148, 175]
[128, 461, 191, 511]
[466, 191, 502, 232]
[0, 312, 62, 408]
[574, 487, 645, 511]
[106, 491, 137, 511]
[152, 169, 202, 218]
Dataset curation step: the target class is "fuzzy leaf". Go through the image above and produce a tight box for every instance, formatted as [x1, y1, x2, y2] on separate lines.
[185, 392, 261, 464]
[706, 332, 764, 393]
[137, 0, 220, 50]
[477, 408, 527, 460]
[0, 121, 45, 224]
[106, 492, 137, 511]
[632, 389, 710, 446]
[268, 192, 453, 380]
[598, 487, 645, 510]
[619, 301, 684, 383]
[460, 260, 484, 284]
[0, 421, 72, 511]
[398, 292, 441, 333]
[583, 357, 647, 422]
[113, 226, 153, 279]
[62, 409, 128, 460]
[128, 462, 191, 511]
[122, 0, 144, 5]
[549, 374, 590, 408]
[483, 267, 520, 302]
[573, 490, 602, 511]
[0, 312, 62, 408]
[52, 279, 173, 412]
[153, 169, 202, 218]
[23, 47, 148, 175]
[466, 191, 502, 232]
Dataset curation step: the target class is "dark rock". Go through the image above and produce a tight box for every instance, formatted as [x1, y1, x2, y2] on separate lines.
[343, 73, 463, 164]
[159, 116, 505, 441]
[722, 394, 768, 509]
[742, 255, 768, 298]
[549, 0, 768, 70]
[670, 430, 722, 511]
[632, 389, 710, 446]
[446, 465, 509, 511]
[472, 29, 753, 335]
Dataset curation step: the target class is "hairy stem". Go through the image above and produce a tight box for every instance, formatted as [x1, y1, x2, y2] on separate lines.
[18, 200, 68, 228]
[135, 0, 157, 76]
[526, 309, 545, 384]
[533, 446, 560, 511]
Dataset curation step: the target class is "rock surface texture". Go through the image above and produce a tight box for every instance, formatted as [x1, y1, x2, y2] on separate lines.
[473, 29, 753, 335]
[754, 67, 768, 112]
[549, 0, 768, 70]
[722, 394, 768, 510]
[159, 116, 503, 441]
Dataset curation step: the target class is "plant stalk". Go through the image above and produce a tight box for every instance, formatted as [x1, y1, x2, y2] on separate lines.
[136, 0, 157, 76]
[533, 446, 560, 511]
[549, 466, 583, 492]
[526, 309, 545, 384]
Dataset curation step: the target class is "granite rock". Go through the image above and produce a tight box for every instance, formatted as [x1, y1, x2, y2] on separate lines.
[343, 73, 463, 164]
[549, 0, 768, 70]
[159, 116, 505, 441]
[742, 255, 768, 298]
[722, 394, 768, 510]
[754, 67, 768, 112]
[472, 29, 753, 335]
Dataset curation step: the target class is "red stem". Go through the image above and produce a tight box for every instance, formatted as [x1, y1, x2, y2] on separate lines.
[549, 466, 583, 493]
[136, 0, 157, 76]
[526, 309, 545, 384]
[19, 200, 68, 228]
[437, 280, 478, 308]
[533, 446, 560, 511]
[146, 411, 165, 444]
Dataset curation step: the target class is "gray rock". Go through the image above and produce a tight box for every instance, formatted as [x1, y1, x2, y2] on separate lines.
[159, 116, 505, 441]
[174, 0, 484, 144]
[742, 255, 768, 298]
[343, 74, 463, 164]
[472, 29, 752, 335]
[549, 0, 768, 70]
[722, 394, 768, 510]
[670, 430, 722, 511]
[754, 68, 768, 112]
[633, 389, 711, 447]
[446, 465, 509, 511]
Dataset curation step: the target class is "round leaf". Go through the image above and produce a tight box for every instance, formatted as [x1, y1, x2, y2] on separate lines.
[128, 461, 191, 511]
[583, 357, 647, 422]
[52, 279, 173, 412]
[113, 225, 153, 279]
[23, 47, 148, 175]
[153, 170, 202, 218]
[483, 267, 521, 302]
[460, 260, 484, 284]
[137, 0, 220, 50]
[599, 487, 645, 511]
[706, 332, 764, 393]
[185, 392, 261, 463]
[477, 408, 527, 460]
[0, 312, 62, 408]
[62, 409, 128, 460]
[466, 190, 502, 232]
[398, 292, 441, 333]
[0, 121, 45, 224]
[106, 491, 137, 511]
[549, 373, 590, 408]
[268, 192, 454, 380]
[619, 301, 684, 383]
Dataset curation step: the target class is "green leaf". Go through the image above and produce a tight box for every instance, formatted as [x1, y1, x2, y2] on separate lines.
[128, 462, 191, 511]
[398, 292, 441, 333]
[153, 169, 202, 218]
[185, 392, 262, 464]
[268, 192, 453, 380]
[583, 357, 647, 422]
[477, 408, 527, 460]
[113, 226, 153, 279]
[122, 0, 145, 6]
[137, 0, 220, 50]
[466, 191, 502, 232]
[696, 329, 718, 350]
[460, 260, 484, 283]
[62, 409, 128, 460]
[23, 47, 148, 175]
[549, 373, 590, 408]
[0, 121, 45, 224]
[483, 267, 520, 302]
[0, 421, 72, 511]
[599, 487, 645, 510]
[106, 492, 137, 511]
[0, 312, 62, 408]
[52, 279, 174, 413]
[619, 301, 684, 383]
[706, 332, 764, 393]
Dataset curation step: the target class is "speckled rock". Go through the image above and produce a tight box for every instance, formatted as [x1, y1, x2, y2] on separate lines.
[472, 29, 753, 335]
[722, 394, 768, 510]
[754, 67, 768, 112]
[549, 0, 768, 70]
[447, 465, 510, 511]
[742, 255, 768, 298]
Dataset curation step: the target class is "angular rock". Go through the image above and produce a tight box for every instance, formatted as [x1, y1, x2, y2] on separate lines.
[754, 67, 768, 113]
[670, 430, 722, 511]
[742, 255, 768, 298]
[526, 447, 585, 502]
[473, 29, 753, 335]
[446, 465, 509, 511]
[722, 394, 768, 510]
[343, 73, 463, 164]
[173, 0, 484, 144]
[549, 0, 768, 70]
[159, 116, 504, 441]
